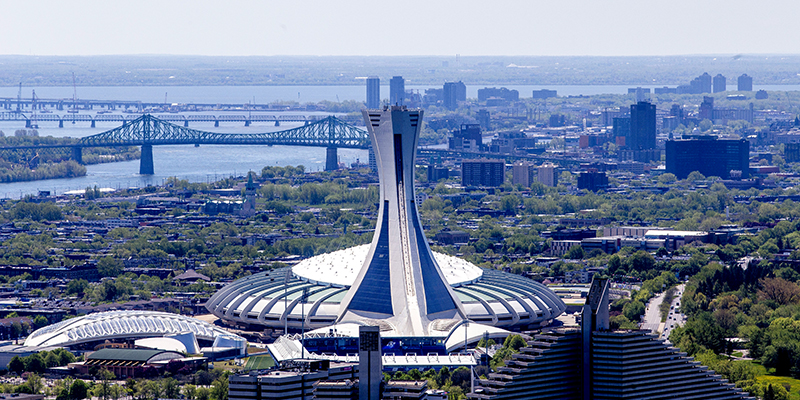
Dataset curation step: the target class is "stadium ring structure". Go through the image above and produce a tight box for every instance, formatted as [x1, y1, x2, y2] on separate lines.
[206, 244, 566, 332]
[24, 310, 243, 348]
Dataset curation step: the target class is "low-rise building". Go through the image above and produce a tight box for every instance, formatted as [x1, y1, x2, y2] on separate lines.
[229, 360, 358, 400]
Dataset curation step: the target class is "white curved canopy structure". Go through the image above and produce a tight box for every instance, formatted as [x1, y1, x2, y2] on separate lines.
[24, 310, 242, 348]
[207, 245, 566, 333]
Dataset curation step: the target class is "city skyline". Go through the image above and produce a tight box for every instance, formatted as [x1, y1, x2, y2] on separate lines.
[2, 0, 800, 57]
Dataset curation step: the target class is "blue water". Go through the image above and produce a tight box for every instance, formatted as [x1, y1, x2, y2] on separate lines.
[0, 119, 367, 199]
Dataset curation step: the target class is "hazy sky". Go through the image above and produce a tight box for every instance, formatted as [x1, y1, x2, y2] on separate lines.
[2, 0, 799, 56]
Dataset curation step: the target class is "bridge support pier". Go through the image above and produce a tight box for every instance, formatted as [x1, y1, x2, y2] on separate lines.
[71, 147, 83, 164]
[59, 120, 64, 128]
[245, 120, 250, 127]
[140, 144, 154, 175]
[274, 121, 280, 127]
[325, 147, 338, 171]
[25, 119, 31, 128]
[91, 120, 96, 128]
[184, 120, 189, 127]
[214, 120, 219, 127]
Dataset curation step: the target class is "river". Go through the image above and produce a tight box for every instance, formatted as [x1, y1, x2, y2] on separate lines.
[0, 119, 368, 199]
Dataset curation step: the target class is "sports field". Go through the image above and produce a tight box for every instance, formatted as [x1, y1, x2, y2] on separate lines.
[243, 355, 276, 370]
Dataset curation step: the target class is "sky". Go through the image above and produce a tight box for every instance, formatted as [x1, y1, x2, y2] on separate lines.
[1, 0, 800, 57]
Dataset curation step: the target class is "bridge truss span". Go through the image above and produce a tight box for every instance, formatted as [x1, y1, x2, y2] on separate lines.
[68, 114, 369, 174]
[78, 114, 369, 149]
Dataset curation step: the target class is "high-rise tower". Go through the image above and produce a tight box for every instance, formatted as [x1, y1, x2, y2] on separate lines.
[738, 74, 753, 91]
[389, 76, 405, 105]
[338, 106, 466, 335]
[366, 76, 380, 109]
[629, 101, 656, 150]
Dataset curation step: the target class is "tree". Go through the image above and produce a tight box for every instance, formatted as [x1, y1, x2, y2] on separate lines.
[69, 379, 89, 400]
[67, 279, 89, 296]
[758, 277, 800, 305]
[699, 119, 713, 132]
[503, 334, 527, 351]
[97, 257, 123, 278]
[623, 300, 645, 321]
[565, 245, 585, 260]
[658, 173, 677, 185]
[499, 195, 520, 214]
[162, 378, 180, 399]
[196, 388, 210, 400]
[8, 356, 24, 374]
[686, 171, 706, 182]
[96, 368, 116, 400]
[10, 202, 62, 221]
[182, 385, 198, 400]
[627, 251, 656, 273]
[33, 315, 48, 329]
[18, 373, 44, 394]
[25, 353, 46, 373]
[210, 377, 229, 400]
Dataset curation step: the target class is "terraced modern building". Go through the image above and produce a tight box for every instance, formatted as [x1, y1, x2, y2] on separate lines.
[207, 106, 566, 354]
[468, 278, 755, 400]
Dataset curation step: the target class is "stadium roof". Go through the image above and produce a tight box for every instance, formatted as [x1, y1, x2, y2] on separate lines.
[24, 310, 243, 348]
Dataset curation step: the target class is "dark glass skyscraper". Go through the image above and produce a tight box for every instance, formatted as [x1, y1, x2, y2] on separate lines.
[366, 76, 380, 109]
[666, 138, 750, 179]
[629, 101, 656, 150]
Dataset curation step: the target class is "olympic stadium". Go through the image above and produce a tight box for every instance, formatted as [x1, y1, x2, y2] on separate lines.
[207, 245, 565, 332]
[207, 106, 566, 359]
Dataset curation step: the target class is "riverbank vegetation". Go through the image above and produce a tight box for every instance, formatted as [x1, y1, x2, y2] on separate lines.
[0, 134, 139, 183]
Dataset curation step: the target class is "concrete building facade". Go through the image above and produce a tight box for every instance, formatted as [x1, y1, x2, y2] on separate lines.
[512, 162, 536, 187]
[469, 278, 755, 400]
[537, 164, 558, 187]
[738, 74, 753, 91]
[713, 74, 727, 93]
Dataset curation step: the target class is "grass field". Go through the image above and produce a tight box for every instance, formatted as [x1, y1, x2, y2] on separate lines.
[757, 375, 800, 400]
[244, 355, 276, 370]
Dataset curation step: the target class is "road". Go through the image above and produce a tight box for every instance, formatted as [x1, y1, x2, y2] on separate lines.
[661, 284, 686, 342]
[640, 283, 686, 341]
[641, 291, 666, 334]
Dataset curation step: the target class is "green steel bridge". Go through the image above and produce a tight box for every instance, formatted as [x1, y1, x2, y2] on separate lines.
[0, 114, 579, 176]
[0, 114, 370, 174]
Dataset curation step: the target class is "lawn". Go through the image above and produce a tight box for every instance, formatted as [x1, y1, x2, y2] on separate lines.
[757, 375, 800, 400]
[243, 355, 276, 370]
